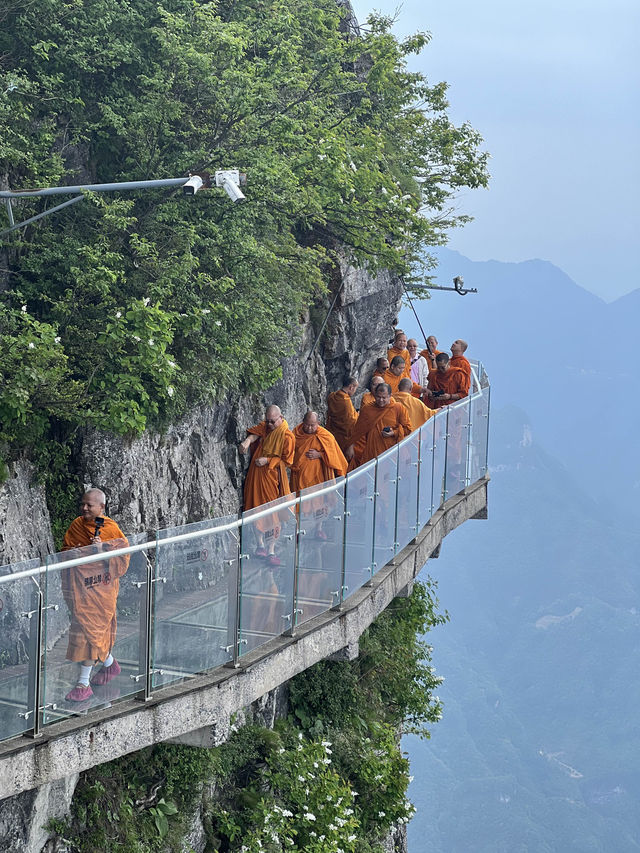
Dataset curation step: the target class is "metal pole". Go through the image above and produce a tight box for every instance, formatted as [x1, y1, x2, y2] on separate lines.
[22, 582, 43, 738]
[1, 195, 84, 238]
[334, 483, 349, 609]
[0, 178, 190, 199]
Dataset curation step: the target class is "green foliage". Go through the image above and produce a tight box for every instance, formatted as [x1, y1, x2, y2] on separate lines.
[0, 0, 488, 446]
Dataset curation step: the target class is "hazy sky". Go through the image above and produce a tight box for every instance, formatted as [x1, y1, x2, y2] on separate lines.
[351, 0, 640, 301]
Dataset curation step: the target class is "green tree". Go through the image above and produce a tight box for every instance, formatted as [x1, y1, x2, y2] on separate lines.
[0, 0, 488, 443]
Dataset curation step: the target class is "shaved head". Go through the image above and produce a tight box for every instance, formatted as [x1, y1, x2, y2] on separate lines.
[80, 488, 106, 522]
[398, 378, 413, 392]
[370, 375, 384, 391]
[83, 488, 106, 505]
[302, 410, 319, 434]
[265, 405, 283, 431]
[451, 339, 468, 355]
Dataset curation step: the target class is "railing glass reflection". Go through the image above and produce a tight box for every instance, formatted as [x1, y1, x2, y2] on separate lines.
[0, 364, 489, 743]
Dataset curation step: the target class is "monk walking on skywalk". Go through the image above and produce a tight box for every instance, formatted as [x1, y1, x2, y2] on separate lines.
[61, 488, 129, 703]
[346, 382, 411, 467]
[239, 405, 295, 565]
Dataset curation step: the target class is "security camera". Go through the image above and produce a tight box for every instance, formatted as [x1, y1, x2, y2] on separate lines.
[215, 170, 246, 204]
[183, 175, 203, 195]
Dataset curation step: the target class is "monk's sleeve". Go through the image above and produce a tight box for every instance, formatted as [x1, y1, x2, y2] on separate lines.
[349, 409, 373, 447]
[397, 404, 412, 438]
[456, 372, 469, 398]
[282, 432, 296, 467]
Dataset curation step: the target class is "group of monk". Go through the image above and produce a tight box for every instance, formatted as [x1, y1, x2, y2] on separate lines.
[239, 332, 472, 562]
[60, 331, 471, 705]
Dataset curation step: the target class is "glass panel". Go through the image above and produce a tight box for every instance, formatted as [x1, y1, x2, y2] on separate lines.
[152, 520, 237, 690]
[295, 479, 345, 625]
[469, 387, 490, 483]
[343, 460, 376, 598]
[43, 531, 145, 723]
[432, 409, 449, 511]
[396, 430, 420, 551]
[418, 419, 435, 529]
[0, 560, 42, 741]
[238, 494, 297, 655]
[445, 400, 470, 499]
[373, 446, 399, 572]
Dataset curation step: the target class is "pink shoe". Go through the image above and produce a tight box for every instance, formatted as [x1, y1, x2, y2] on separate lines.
[255, 547, 268, 558]
[90, 659, 121, 686]
[315, 529, 328, 541]
[65, 684, 94, 702]
[267, 554, 281, 567]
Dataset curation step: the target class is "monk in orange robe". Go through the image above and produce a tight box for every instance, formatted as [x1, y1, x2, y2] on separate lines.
[61, 488, 130, 702]
[291, 411, 348, 492]
[450, 339, 471, 394]
[373, 357, 389, 377]
[384, 356, 423, 396]
[360, 375, 384, 408]
[326, 376, 359, 452]
[420, 335, 441, 372]
[346, 382, 412, 467]
[291, 411, 348, 540]
[393, 378, 437, 431]
[387, 331, 411, 378]
[239, 405, 296, 565]
[425, 353, 468, 409]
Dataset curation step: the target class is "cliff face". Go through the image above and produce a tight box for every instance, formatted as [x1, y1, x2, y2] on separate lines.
[66, 258, 401, 536]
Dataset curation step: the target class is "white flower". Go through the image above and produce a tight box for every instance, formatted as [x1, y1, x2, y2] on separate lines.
[148, 338, 154, 346]
[318, 154, 326, 160]
[322, 758, 331, 765]
[304, 812, 316, 821]
[278, 747, 285, 754]
[132, 335, 141, 342]
[167, 386, 174, 398]
[378, 810, 386, 817]
[322, 740, 332, 747]
[202, 308, 211, 314]
[54, 336, 61, 344]
[310, 831, 317, 837]
[313, 762, 318, 768]
[21, 305, 27, 313]
[344, 808, 353, 815]
[326, 795, 332, 802]
[143, 297, 150, 306]
[215, 320, 222, 326]
[28, 342, 35, 349]
[374, 774, 383, 781]
[281, 809, 293, 818]
[168, 360, 176, 368]
[115, 311, 122, 318]
[297, 744, 303, 751]
[329, 823, 337, 831]
[408, 775, 414, 783]
[348, 835, 357, 842]
[298, 732, 304, 740]
[297, 775, 306, 782]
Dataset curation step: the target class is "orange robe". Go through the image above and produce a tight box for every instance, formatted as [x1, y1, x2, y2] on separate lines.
[243, 420, 295, 511]
[420, 347, 441, 372]
[449, 354, 471, 394]
[326, 390, 358, 452]
[360, 391, 376, 407]
[290, 424, 348, 492]
[62, 517, 130, 663]
[349, 401, 412, 466]
[386, 346, 411, 378]
[383, 369, 422, 397]
[392, 392, 437, 431]
[427, 368, 468, 408]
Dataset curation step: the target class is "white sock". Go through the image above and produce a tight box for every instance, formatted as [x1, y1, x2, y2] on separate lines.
[103, 653, 114, 667]
[78, 665, 93, 686]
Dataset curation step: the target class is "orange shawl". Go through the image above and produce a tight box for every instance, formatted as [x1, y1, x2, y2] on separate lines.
[349, 400, 412, 466]
[244, 420, 295, 512]
[392, 392, 436, 431]
[326, 390, 358, 452]
[290, 424, 348, 492]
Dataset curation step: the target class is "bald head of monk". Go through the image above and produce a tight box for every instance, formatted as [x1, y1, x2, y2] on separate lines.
[393, 332, 407, 351]
[451, 339, 468, 357]
[374, 383, 392, 408]
[376, 357, 389, 373]
[301, 410, 319, 434]
[265, 405, 284, 432]
[390, 355, 406, 376]
[342, 376, 358, 396]
[80, 489, 106, 523]
[370, 375, 384, 392]
[435, 353, 450, 373]
[398, 378, 413, 392]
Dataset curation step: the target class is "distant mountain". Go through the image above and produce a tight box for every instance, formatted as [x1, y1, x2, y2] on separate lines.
[399, 248, 640, 519]
[406, 405, 640, 852]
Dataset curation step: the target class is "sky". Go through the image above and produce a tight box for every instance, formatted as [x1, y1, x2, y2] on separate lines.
[350, 0, 640, 301]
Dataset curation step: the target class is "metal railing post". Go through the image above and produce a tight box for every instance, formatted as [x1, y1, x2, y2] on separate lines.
[334, 481, 349, 609]
[22, 581, 43, 738]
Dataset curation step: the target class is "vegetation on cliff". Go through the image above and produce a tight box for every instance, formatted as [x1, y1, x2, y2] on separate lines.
[1, 0, 488, 446]
[48, 579, 447, 852]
